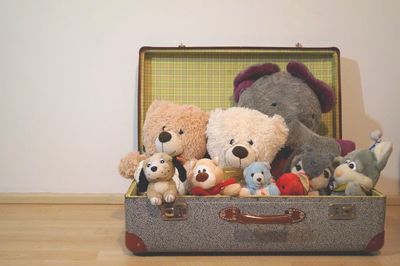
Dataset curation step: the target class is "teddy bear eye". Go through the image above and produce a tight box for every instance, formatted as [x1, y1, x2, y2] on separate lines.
[261, 171, 264, 175]
[248, 140, 254, 145]
[295, 163, 302, 171]
[229, 139, 234, 145]
[202, 169, 206, 172]
[251, 173, 254, 177]
[146, 163, 151, 168]
[197, 170, 201, 174]
[160, 159, 165, 164]
[179, 129, 184, 135]
[271, 102, 278, 107]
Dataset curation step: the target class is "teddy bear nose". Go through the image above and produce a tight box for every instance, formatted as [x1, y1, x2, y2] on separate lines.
[151, 166, 158, 172]
[196, 172, 209, 182]
[257, 177, 262, 182]
[158, 131, 172, 143]
[232, 145, 248, 159]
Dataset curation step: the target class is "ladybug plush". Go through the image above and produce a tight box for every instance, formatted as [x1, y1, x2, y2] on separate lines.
[276, 172, 309, 195]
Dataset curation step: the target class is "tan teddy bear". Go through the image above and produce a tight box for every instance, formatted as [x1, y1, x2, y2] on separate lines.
[119, 100, 209, 195]
[188, 158, 241, 196]
[140, 153, 177, 205]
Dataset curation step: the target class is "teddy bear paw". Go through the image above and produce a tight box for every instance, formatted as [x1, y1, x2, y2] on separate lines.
[150, 197, 162, 206]
[164, 194, 176, 203]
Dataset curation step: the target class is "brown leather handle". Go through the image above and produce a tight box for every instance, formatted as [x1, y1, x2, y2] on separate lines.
[219, 207, 305, 224]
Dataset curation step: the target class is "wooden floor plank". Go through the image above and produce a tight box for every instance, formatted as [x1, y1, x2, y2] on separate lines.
[0, 204, 399, 266]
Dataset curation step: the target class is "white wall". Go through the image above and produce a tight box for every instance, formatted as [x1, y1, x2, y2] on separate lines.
[0, 0, 399, 194]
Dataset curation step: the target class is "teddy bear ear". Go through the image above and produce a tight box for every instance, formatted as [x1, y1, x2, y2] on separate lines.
[233, 63, 280, 102]
[212, 156, 220, 166]
[271, 114, 290, 142]
[286, 61, 335, 113]
[146, 100, 172, 116]
[187, 159, 197, 172]
[263, 161, 271, 170]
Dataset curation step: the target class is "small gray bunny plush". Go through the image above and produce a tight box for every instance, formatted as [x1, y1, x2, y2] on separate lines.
[332, 140, 392, 196]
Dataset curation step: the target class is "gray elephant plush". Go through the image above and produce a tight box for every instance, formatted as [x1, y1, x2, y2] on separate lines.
[234, 61, 354, 176]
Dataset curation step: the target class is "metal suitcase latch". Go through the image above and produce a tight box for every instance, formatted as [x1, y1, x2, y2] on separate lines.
[159, 201, 188, 221]
[329, 204, 356, 220]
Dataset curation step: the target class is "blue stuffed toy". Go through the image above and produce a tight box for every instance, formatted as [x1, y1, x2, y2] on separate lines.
[240, 162, 280, 196]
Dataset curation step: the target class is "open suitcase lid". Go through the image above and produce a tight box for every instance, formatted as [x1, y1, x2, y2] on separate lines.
[137, 46, 342, 152]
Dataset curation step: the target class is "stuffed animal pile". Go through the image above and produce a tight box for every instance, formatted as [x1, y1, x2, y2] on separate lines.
[119, 62, 393, 205]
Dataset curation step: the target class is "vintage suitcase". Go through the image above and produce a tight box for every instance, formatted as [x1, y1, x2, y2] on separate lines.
[125, 46, 386, 254]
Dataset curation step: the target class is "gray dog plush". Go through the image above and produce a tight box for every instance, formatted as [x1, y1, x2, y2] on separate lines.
[286, 145, 335, 195]
[332, 140, 392, 196]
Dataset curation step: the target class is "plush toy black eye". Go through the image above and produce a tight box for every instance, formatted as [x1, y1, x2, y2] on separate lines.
[203, 169, 206, 172]
[179, 129, 184, 135]
[162, 126, 166, 131]
[348, 162, 357, 170]
[323, 169, 331, 178]
[147, 163, 151, 168]
[229, 139, 234, 145]
[198, 170, 201, 174]
[271, 102, 278, 107]
[295, 164, 302, 171]
[261, 171, 264, 175]
[248, 140, 254, 145]
[251, 173, 254, 177]
[160, 159, 165, 164]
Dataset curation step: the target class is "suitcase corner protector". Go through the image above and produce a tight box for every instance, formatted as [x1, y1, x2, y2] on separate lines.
[365, 231, 385, 253]
[126, 231, 147, 254]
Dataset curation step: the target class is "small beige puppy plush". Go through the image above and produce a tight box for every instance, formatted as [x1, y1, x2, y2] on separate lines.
[140, 153, 177, 205]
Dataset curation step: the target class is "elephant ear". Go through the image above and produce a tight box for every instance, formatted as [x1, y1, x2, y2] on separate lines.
[286, 61, 335, 113]
[233, 63, 280, 102]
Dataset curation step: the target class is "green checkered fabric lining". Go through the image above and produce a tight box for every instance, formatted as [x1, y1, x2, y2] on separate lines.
[138, 48, 340, 149]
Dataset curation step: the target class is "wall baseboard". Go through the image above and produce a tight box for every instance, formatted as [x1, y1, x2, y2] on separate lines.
[0, 193, 399, 205]
[0, 193, 124, 204]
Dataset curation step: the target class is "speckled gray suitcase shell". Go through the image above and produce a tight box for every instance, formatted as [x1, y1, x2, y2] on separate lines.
[125, 47, 386, 254]
[125, 186, 385, 254]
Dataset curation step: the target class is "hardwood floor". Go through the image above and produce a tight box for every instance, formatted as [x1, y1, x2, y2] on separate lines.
[0, 204, 399, 266]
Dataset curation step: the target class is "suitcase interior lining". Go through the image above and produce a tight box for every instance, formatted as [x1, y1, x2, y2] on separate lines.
[138, 48, 341, 152]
